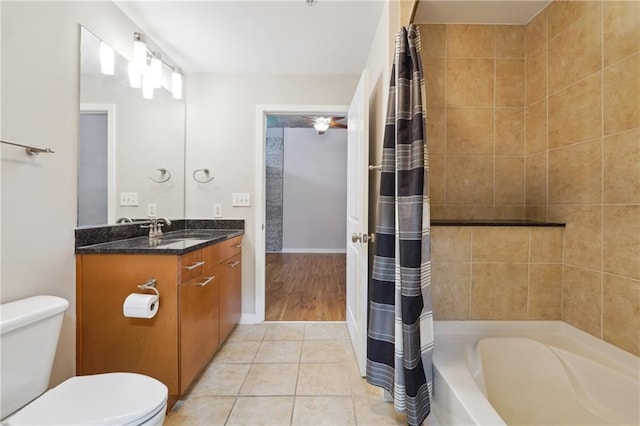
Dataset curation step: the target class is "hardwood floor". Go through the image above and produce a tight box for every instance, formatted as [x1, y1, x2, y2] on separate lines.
[265, 253, 346, 321]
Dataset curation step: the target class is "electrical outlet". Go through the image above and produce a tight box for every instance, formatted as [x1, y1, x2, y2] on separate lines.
[232, 193, 251, 207]
[213, 203, 223, 218]
[147, 203, 157, 217]
[120, 192, 139, 206]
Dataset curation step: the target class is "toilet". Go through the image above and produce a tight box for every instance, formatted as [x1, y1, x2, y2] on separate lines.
[0, 295, 168, 425]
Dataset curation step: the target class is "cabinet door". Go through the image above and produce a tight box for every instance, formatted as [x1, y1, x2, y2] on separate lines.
[179, 271, 219, 393]
[219, 253, 242, 342]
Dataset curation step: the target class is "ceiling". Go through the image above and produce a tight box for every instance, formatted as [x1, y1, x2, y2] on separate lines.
[113, 0, 550, 75]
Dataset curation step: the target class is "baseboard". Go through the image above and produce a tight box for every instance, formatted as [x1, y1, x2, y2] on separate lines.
[279, 248, 347, 254]
[239, 313, 261, 324]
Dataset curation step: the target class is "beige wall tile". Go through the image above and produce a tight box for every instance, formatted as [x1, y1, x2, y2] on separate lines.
[547, 0, 594, 40]
[604, 128, 640, 204]
[471, 263, 528, 319]
[603, 205, 640, 279]
[472, 227, 529, 262]
[526, 152, 547, 205]
[549, 206, 602, 270]
[424, 58, 446, 106]
[548, 137, 602, 204]
[496, 25, 525, 58]
[430, 155, 445, 205]
[446, 107, 494, 155]
[447, 58, 494, 106]
[496, 157, 525, 204]
[526, 98, 548, 154]
[530, 227, 564, 263]
[431, 205, 446, 219]
[447, 24, 495, 58]
[427, 107, 446, 155]
[495, 205, 526, 220]
[526, 205, 548, 222]
[548, 3, 602, 93]
[419, 24, 446, 58]
[529, 264, 563, 320]
[562, 265, 602, 338]
[548, 72, 602, 149]
[431, 226, 471, 262]
[495, 108, 525, 155]
[526, 9, 548, 57]
[603, 273, 640, 356]
[446, 156, 494, 204]
[604, 1, 640, 67]
[446, 205, 495, 220]
[496, 59, 525, 107]
[526, 47, 547, 105]
[432, 262, 470, 320]
[604, 53, 640, 135]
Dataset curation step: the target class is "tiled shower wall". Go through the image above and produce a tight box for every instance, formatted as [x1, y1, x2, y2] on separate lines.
[524, 1, 639, 356]
[420, 1, 639, 356]
[419, 23, 527, 220]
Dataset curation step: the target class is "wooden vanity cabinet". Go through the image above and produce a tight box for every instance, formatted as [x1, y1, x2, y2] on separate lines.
[76, 235, 242, 409]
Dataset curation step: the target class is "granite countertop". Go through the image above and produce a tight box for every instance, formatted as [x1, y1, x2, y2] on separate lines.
[75, 229, 244, 255]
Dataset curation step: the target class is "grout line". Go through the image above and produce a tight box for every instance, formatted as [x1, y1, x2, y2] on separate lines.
[599, 0, 605, 341]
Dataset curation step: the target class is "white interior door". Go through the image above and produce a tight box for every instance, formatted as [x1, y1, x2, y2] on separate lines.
[346, 70, 369, 377]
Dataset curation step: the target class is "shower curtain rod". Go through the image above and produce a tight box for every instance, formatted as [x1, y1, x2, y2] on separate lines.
[408, 0, 420, 25]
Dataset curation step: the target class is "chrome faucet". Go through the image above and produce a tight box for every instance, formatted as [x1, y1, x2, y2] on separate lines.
[141, 217, 171, 238]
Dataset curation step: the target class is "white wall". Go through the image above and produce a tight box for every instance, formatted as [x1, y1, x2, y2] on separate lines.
[185, 73, 358, 316]
[282, 127, 347, 252]
[1, 1, 179, 386]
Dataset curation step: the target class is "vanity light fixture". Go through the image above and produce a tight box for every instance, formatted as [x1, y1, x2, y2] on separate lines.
[171, 69, 183, 100]
[128, 62, 142, 89]
[132, 32, 148, 70]
[313, 117, 330, 134]
[150, 53, 163, 88]
[99, 42, 115, 75]
[142, 73, 154, 100]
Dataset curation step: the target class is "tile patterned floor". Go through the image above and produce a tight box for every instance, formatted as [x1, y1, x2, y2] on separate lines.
[164, 322, 407, 425]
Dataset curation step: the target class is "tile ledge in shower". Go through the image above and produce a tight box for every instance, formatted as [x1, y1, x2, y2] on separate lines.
[431, 220, 565, 227]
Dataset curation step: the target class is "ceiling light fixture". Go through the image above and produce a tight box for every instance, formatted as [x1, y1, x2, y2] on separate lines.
[142, 73, 154, 100]
[313, 117, 330, 134]
[128, 62, 142, 89]
[150, 52, 163, 88]
[132, 32, 148, 70]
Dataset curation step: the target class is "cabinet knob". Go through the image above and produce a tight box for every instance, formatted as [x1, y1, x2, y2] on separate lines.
[234, 243, 243, 248]
[198, 276, 215, 287]
[227, 260, 240, 268]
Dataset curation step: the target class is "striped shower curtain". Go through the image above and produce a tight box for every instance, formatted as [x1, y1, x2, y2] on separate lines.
[366, 24, 434, 426]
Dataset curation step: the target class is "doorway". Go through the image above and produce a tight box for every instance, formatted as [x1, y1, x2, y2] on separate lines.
[264, 116, 348, 321]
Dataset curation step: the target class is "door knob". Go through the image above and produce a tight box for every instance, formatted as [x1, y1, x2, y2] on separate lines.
[351, 233, 362, 243]
[362, 233, 375, 244]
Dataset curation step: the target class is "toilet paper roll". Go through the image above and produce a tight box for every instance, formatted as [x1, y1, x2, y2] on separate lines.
[123, 293, 159, 319]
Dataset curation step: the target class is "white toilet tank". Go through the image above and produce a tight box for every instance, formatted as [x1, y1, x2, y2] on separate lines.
[0, 295, 69, 419]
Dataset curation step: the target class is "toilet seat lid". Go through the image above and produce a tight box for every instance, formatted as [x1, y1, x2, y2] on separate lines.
[7, 373, 168, 425]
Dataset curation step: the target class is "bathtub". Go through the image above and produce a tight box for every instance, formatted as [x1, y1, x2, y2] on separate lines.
[429, 321, 640, 425]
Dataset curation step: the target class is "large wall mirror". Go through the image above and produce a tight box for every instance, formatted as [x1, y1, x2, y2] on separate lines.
[78, 26, 185, 227]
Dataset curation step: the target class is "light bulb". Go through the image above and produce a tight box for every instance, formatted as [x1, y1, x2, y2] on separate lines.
[128, 62, 142, 88]
[171, 70, 183, 99]
[99, 42, 114, 75]
[133, 33, 147, 70]
[150, 54, 162, 88]
[142, 72, 154, 100]
[313, 117, 330, 134]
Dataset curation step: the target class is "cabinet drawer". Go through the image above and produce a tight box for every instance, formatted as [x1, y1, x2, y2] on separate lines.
[202, 236, 243, 268]
[179, 250, 203, 283]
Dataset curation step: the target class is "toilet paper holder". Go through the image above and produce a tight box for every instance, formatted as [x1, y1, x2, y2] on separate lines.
[137, 279, 160, 299]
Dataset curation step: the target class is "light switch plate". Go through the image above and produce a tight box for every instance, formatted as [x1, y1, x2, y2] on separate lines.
[120, 192, 139, 206]
[232, 193, 250, 207]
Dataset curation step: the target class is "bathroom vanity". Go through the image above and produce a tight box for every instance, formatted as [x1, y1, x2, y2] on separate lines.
[75, 227, 242, 409]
